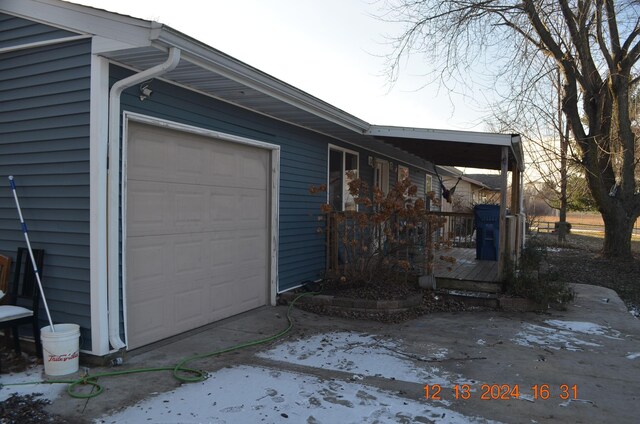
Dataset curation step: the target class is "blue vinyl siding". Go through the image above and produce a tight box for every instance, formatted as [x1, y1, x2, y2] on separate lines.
[112, 65, 329, 291]
[0, 13, 78, 49]
[0, 35, 92, 347]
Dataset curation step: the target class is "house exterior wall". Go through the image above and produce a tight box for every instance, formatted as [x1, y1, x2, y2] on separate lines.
[0, 12, 444, 354]
[112, 65, 330, 292]
[0, 13, 78, 48]
[0, 15, 92, 346]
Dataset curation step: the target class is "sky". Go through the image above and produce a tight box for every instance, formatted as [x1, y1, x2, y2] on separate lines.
[69, 0, 491, 131]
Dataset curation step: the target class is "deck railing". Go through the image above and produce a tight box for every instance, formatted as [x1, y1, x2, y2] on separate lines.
[325, 211, 475, 274]
[431, 212, 475, 248]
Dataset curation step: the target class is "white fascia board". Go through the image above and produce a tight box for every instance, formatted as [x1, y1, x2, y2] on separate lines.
[3, 0, 156, 48]
[154, 29, 371, 134]
[367, 125, 514, 147]
[511, 134, 525, 171]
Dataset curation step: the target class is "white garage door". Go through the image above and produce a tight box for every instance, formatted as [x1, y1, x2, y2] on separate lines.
[125, 121, 270, 349]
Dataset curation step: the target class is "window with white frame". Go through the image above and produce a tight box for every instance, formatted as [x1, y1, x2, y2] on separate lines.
[425, 174, 434, 210]
[425, 174, 433, 195]
[328, 146, 359, 211]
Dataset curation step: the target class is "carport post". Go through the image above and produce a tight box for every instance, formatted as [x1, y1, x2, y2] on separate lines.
[497, 146, 509, 280]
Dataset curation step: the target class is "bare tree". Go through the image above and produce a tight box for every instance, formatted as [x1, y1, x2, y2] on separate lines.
[490, 64, 580, 243]
[381, 0, 640, 258]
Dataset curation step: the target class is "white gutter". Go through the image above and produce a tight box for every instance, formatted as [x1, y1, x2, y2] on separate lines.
[107, 47, 181, 350]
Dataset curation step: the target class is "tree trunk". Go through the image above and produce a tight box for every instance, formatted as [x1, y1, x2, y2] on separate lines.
[558, 69, 568, 244]
[602, 207, 635, 259]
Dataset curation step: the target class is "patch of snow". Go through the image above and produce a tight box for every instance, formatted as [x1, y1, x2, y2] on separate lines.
[432, 348, 449, 360]
[511, 323, 602, 351]
[518, 394, 535, 402]
[558, 398, 595, 407]
[629, 305, 639, 318]
[625, 352, 640, 360]
[544, 320, 622, 339]
[0, 365, 65, 402]
[476, 339, 486, 346]
[97, 365, 502, 424]
[258, 332, 473, 387]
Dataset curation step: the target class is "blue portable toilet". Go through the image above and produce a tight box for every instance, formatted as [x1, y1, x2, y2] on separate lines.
[474, 204, 500, 261]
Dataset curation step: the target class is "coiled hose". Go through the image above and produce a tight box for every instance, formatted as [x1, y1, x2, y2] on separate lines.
[2, 291, 317, 399]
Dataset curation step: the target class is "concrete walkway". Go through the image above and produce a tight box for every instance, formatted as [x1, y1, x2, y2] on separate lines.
[36, 283, 640, 423]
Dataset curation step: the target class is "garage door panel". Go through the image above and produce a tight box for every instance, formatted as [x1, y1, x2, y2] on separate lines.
[237, 235, 265, 263]
[209, 190, 239, 224]
[127, 127, 169, 181]
[211, 150, 238, 180]
[173, 236, 208, 280]
[174, 188, 208, 228]
[126, 241, 172, 303]
[239, 191, 268, 226]
[174, 284, 206, 328]
[172, 139, 206, 181]
[126, 121, 270, 350]
[240, 151, 269, 184]
[127, 182, 168, 235]
[208, 279, 237, 317]
[127, 296, 170, 346]
[210, 235, 235, 267]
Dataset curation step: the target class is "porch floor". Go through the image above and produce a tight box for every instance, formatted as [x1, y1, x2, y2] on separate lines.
[433, 248, 501, 291]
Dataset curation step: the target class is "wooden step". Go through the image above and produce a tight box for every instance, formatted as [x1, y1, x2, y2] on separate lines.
[437, 288, 500, 308]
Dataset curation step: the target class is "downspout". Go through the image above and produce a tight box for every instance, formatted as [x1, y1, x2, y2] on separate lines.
[107, 47, 181, 350]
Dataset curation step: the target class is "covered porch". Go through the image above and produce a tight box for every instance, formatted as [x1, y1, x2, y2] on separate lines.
[367, 126, 525, 288]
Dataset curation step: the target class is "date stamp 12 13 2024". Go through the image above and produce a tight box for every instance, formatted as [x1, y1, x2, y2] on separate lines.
[424, 384, 578, 401]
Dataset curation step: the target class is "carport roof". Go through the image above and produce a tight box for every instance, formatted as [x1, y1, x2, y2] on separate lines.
[367, 126, 523, 171]
[4, 0, 523, 172]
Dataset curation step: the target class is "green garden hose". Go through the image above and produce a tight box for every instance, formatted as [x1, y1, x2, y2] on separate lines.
[2, 291, 317, 399]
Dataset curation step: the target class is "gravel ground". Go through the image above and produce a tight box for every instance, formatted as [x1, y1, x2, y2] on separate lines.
[0, 393, 67, 424]
[534, 232, 640, 318]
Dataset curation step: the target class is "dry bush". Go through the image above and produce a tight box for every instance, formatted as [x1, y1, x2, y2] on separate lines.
[312, 174, 446, 285]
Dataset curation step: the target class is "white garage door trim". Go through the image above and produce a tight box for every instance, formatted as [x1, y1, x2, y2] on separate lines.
[110, 112, 280, 349]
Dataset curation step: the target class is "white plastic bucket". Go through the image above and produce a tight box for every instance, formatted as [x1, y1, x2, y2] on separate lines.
[40, 323, 80, 376]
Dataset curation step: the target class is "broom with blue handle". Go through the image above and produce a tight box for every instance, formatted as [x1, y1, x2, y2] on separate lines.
[8, 176, 56, 332]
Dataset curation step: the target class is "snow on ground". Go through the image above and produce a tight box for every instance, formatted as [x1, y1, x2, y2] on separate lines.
[0, 365, 65, 402]
[511, 323, 602, 351]
[257, 331, 474, 387]
[544, 320, 622, 339]
[626, 352, 640, 360]
[97, 365, 502, 424]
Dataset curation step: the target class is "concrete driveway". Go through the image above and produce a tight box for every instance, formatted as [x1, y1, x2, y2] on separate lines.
[4, 283, 639, 423]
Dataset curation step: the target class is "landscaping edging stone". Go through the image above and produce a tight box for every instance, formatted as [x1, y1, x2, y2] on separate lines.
[278, 291, 423, 314]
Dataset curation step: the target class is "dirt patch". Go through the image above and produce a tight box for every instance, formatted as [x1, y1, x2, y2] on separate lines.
[0, 346, 34, 374]
[319, 279, 422, 301]
[0, 393, 68, 424]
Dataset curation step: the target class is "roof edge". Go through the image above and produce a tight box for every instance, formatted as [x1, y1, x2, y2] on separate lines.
[154, 27, 371, 134]
[367, 125, 514, 146]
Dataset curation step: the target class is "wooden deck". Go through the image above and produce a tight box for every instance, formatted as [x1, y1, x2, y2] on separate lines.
[433, 248, 501, 292]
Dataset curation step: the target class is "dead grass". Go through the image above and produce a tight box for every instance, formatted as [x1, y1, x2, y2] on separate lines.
[536, 212, 640, 228]
[533, 232, 640, 317]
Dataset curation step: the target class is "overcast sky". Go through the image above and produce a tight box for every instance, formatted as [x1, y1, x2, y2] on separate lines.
[69, 0, 495, 131]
